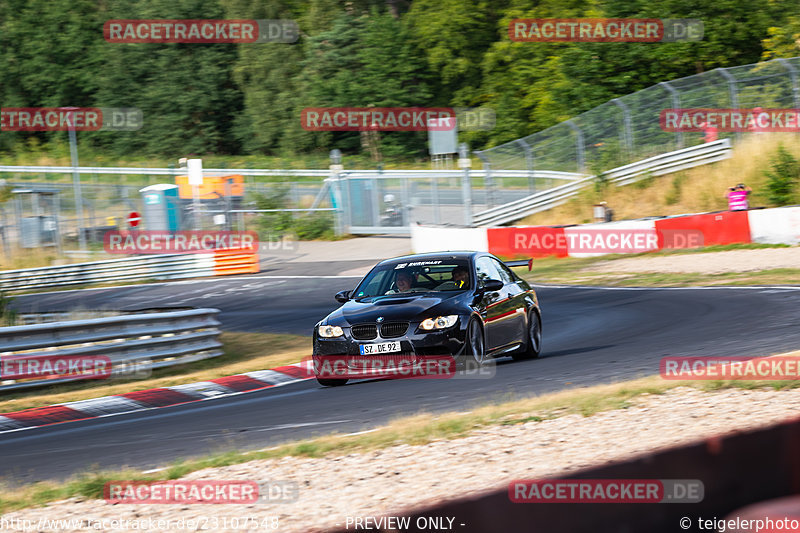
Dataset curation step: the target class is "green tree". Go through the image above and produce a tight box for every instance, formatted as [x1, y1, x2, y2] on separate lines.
[763, 144, 800, 206]
[92, 0, 243, 156]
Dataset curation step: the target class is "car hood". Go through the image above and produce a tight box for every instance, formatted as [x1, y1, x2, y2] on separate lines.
[326, 293, 462, 325]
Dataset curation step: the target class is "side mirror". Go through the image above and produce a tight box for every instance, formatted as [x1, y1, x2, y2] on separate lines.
[480, 279, 504, 292]
[335, 290, 351, 303]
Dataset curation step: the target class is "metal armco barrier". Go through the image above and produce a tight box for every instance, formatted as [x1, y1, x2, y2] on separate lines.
[0, 250, 259, 292]
[0, 308, 222, 391]
[472, 140, 732, 227]
[344, 415, 800, 533]
[607, 138, 733, 186]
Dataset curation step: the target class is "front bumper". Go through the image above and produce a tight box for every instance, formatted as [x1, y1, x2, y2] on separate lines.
[313, 317, 469, 358]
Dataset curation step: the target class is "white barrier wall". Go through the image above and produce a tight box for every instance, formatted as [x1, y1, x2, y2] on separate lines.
[410, 224, 489, 253]
[411, 205, 800, 257]
[748, 206, 800, 245]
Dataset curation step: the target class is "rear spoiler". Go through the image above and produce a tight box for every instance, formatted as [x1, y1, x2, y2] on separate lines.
[503, 259, 533, 271]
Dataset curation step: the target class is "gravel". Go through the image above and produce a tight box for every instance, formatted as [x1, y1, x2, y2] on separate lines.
[583, 246, 800, 274]
[6, 386, 800, 532]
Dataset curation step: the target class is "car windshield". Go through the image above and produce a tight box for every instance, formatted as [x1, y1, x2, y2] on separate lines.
[352, 259, 471, 299]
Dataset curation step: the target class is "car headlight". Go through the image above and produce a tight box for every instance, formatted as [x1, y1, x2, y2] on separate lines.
[318, 325, 344, 338]
[420, 315, 459, 330]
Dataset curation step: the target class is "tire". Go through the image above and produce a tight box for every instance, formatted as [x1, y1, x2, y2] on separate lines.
[465, 318, 487, 366]
[316, 377, 349, 387]
[513, 309, 542, 361]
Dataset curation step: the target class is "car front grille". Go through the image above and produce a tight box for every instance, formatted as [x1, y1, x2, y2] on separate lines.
[379, 322, 408, 338]
[351, 324, 378, 340]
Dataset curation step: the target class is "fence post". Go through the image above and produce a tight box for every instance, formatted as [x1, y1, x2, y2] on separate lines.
[474, 150, 495, 209]
[611, 98, 634, 157]
[660, 81, 684, 149]
[717, 67, 741, 141]
[400, 175, 411, 226]
[460, 144, 473, 227]
[565, 120, 586, 173]
[328, 171, 345, 236]
[371, 175, 380, 227]
[777, 58, 800, 109]
[431, 174, 441, 224]
[516, 138, 536, 194]
[67, 113, 86, 251]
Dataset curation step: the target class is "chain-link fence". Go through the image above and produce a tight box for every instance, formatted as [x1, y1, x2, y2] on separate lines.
[475, 56, 800, 175]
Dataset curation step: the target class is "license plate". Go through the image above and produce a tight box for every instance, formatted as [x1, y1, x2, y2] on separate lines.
[359, 341, 401, 355]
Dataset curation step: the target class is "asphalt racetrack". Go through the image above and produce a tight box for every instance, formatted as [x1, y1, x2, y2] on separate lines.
[5, 265, 800, 484]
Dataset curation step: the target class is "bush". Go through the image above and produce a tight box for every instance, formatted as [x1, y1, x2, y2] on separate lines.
[254, 188, 335, 241]
[254, 187, 294, 239]
[0, 291, 16, 327]
[763, 144, 800, 206]
[293, 212, 335, 240]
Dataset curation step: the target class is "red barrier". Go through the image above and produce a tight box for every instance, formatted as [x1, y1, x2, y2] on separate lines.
[654, 211, 751, 247]
[487, 227, 569, 258]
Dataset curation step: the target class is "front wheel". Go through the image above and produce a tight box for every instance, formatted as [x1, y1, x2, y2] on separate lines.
[513, 310, 542, 360]
[465, 318, 487, 366]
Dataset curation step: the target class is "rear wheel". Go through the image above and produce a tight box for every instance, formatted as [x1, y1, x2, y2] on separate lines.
[513, 310, 541, 360]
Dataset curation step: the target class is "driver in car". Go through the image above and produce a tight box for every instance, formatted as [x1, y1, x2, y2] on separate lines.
[435, 265, 470, 290]
[386, 270, 418, 294]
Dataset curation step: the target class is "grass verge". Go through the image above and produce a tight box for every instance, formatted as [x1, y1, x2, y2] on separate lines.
[0, 332, 310, 414]
[2, 350, 798, 513]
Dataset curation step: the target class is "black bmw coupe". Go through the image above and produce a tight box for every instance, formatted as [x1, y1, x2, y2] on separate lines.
[312, 251, 542, 386]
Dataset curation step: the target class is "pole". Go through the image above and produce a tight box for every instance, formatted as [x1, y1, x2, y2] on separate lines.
[459, 143, 473, 226]
[67, 110, 86, 251]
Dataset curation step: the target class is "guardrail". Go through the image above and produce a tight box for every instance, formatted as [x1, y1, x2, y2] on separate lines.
[605, 138, 733, 186]
[472, 139, 732, 226]
[0, 308, 222, 391]
[0, 250, 258, 292]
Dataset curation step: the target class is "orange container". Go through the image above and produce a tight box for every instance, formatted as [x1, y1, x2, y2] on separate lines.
[176, 174, 244, 200]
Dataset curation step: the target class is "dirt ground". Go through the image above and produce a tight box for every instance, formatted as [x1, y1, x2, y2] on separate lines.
[584, 246, 800, 274]
[6, 386, 800, 532]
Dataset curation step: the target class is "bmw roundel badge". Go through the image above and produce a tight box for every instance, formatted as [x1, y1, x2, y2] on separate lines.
[376, 317, 384, 323]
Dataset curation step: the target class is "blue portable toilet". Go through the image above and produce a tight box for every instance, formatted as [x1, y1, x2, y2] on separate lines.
[139, 184, 180, 231]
